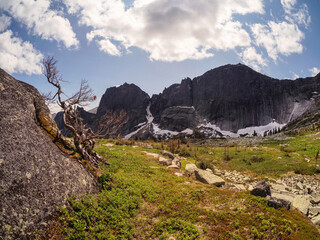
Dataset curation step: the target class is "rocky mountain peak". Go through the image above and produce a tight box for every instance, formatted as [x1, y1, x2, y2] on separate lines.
[54, 64, 320, 140]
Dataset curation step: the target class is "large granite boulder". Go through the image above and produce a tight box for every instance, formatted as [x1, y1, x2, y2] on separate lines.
[0, 69, 97, 239]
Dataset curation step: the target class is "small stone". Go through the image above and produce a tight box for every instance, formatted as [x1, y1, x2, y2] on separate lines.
[247, 185, 254, 191]
[309, 207, 320, 217]
[234, 184, 246, 191]
[214, 169, 222, 176]
[311, 196, 320, 204]
[293, 195, 310, 215]
[311, 215, 320, 225]
[174, 172, 183, 177]
[296, 182, 304, 190]
[185, 163, 198, 177]
[206, 168, 213, 173]
[194, 169, 225, 186]
[271, 192, 295, 204]
[162, 150, 175, 159]
[167, 164, 180, 169]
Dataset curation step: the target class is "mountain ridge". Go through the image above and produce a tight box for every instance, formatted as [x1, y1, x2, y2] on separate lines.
[54, 64, 320, 139]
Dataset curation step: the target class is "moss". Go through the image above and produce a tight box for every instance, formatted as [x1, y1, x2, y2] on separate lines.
[53, 140, 320, 239]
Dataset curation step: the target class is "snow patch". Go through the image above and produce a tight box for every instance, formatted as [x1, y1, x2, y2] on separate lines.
[175, 106, 195, 110]
[198, 122, 238, 138]
[124, 102, 154, 139]
[237, 121, 285, 136]
[198, 121, 286, 138]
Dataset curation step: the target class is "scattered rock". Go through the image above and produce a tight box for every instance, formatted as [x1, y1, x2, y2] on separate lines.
[162, 150, 175, 159]
[168, 164, 180, 169]
[293, 195, 310, 215]
[270, 183, 288, 193]
[194, 169, 225, 187]
[271, 192, 295, 204]
[296, 182, 304, 190]
[172, 158, 181, 168]
[234, 184, 246, 191]
[309, 207, 320, 217]
[214, 168, 222, 176]
[267, 196, 291, 210]
[311, 195, 320, 204]
[311, 215, 320, 225]
[185, 164, 198, 177]
[251, 180, 271, 197]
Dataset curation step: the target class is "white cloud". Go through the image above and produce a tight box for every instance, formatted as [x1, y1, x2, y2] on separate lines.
[281, 0, 311, 28]
[0, 14, 11, 32]
[239, 47, 267, 71]
[64, 0, 264, 62]
[281, 0, 296, 12]
[0, 0, 79, 48]
[0, 30, 43, 75]
[310, 67, 320, 77]
[251, 21, 304, 61]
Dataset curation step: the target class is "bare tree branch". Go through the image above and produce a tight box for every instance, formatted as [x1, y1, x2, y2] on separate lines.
[42, 56, 127, 169]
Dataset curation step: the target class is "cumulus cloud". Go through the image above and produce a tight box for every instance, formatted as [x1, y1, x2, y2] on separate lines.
[238, 47, 267, 71]
[251, 21, 304, 61]
[310, 67, 320, 77]
[0, 30, 43, 75]
[0, 0, 79, 48]
[64, 0, 264, 61]
[0, 14, 11, 32]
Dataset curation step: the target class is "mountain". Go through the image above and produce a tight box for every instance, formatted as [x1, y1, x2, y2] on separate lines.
[95, 83, 150, 135]
[148, 64, 320, 138]
[0, 68, 97, 239]
[55, 64, 320, 139]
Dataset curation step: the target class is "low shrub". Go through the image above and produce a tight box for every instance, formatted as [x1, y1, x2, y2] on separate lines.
[196, 160, 214, 171]
[250, 155, 265, 163]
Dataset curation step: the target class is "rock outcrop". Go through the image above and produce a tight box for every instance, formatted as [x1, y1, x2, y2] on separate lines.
[0, 68, 97, 239]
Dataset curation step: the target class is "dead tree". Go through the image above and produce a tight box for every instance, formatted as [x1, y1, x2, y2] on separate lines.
[42, 56, 127, 167]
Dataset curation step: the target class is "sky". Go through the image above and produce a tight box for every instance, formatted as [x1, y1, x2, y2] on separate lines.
[0, 0, 320, 113]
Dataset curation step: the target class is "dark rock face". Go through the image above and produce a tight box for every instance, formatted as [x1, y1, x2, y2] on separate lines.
[250, 180, 271, 197]
[96, 83, 150, 135]
[159, 106, 197, 131]
[150, 78, 193, 123]
[152, 64, 320, 132]
[0, 69, 97, 239]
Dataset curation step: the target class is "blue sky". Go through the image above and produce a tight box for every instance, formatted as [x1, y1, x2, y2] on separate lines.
[0, 0, 319, 112]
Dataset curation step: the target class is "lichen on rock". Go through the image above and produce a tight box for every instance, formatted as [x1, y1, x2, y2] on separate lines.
[0, 68, 97, 239]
